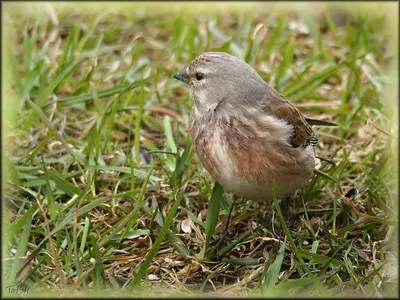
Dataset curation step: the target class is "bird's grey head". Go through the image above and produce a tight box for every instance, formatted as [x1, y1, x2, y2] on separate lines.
[173, 52, 268, 115]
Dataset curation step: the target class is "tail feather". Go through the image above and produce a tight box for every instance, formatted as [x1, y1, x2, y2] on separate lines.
[305, 117, 338, 127]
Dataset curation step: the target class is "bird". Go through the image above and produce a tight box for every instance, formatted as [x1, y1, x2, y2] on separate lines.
[173, 52, 336, 248]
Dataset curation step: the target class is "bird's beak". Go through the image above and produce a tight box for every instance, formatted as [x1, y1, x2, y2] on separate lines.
[173, 69, 190, 84]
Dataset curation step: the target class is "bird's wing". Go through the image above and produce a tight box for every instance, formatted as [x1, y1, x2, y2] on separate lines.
[267, 98, 315, 148]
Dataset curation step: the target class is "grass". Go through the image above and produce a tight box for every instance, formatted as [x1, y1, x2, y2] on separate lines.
[2, 2, 398, 298]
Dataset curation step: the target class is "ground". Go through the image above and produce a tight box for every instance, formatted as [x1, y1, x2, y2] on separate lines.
[2, 2, 398, 298]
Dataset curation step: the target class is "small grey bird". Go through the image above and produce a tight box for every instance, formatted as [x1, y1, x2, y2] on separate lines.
[174, 52, 336, 201]
[173, 52, 336, 249]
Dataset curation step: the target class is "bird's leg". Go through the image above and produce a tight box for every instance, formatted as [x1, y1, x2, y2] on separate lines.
[280, 195, 297, 229]
[214, 194, 238, 252]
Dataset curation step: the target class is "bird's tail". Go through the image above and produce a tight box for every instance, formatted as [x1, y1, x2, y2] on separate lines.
[305, 117, 338, 127]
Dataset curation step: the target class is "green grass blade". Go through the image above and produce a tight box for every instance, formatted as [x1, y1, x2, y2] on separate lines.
[9, 213, 33, 284]
[200, 182, 223, 257]
[164, 116, 177, 154]
[282, 63, 346, 100]
[263, 12, 285, 60]
[8, 205, 37, 236]
[23, 61, 80, 130]
[85, 165, 161, 182]
[41, 77, 153, 108]
[134, 81, 146, 163]
[274, 35, 296, 89]
[261, 236, 287, 294]
[41, 156, 57, 221]
[80, 217, 91, 254]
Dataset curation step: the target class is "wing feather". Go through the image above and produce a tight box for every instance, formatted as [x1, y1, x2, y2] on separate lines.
[263, 95, 314, 148]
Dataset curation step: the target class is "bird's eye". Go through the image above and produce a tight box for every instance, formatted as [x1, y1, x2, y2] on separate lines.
[195, 72, 204, 81]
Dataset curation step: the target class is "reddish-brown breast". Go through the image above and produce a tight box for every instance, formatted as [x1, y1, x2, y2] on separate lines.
[189, 113, 315, 200]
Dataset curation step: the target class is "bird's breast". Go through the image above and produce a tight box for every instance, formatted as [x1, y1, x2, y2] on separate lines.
[189, 113, 315, 200]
